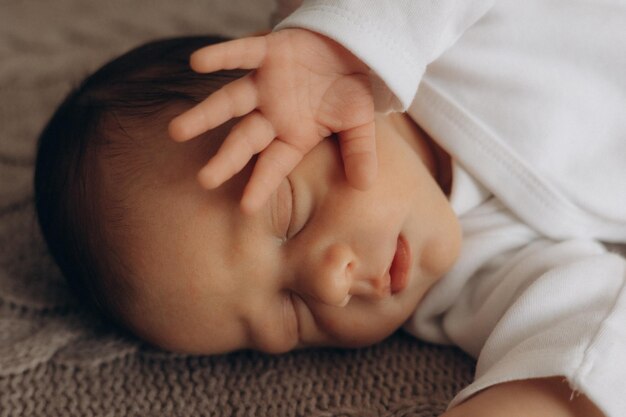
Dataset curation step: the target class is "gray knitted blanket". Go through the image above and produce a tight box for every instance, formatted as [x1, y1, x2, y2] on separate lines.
[0, 1, 474, 415]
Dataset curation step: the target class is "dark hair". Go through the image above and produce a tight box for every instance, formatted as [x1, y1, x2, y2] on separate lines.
[34, 36, 245, 326]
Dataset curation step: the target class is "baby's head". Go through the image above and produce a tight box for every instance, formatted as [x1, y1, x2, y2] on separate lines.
[35, 36, 462, 355]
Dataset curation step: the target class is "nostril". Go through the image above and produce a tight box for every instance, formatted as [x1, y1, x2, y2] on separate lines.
[346, 261, 355, 273]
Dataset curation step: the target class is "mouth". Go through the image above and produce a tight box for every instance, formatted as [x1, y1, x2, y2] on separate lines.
[389, 235, 411, 294]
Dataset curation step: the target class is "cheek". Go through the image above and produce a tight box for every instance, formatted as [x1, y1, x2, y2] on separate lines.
[376, 144, 428, 211]
[421, 217, 462, 277]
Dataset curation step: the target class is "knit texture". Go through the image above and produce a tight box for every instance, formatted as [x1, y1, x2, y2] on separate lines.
[0, 0, 475, 415]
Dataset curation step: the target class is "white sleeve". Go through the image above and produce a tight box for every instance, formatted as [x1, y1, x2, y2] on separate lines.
[275, 0, 495, 111]
[459, 246, 625, 417]
[405, 200, 626, 417]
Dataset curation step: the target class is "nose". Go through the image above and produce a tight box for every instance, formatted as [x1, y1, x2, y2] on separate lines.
[301, 242, 354, 306]
[299, 243, 390, 306]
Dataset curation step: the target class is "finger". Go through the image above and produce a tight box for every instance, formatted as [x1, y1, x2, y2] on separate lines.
[240, 140, 305, 214]
[190, 37, 268, 73]
[169, 74, 258, 142]
[338, 121, 378, 190]
[197, 111, 276, 189]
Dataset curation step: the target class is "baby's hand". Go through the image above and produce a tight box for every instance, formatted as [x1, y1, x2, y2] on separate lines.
[169, 29, 375, 213]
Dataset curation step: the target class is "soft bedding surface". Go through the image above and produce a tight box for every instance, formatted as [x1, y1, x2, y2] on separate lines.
[0, 1, 474, 416]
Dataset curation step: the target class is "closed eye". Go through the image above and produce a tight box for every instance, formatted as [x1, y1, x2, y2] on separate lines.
[276, 176, 301, 241]
[270, 176, 305, 242]
[285, 177, 298, 239]
[271, 178, 293, 241]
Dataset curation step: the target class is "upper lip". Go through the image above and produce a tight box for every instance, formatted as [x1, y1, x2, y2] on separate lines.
[389, 234, 411, 294]
[348, 235, 411, 301]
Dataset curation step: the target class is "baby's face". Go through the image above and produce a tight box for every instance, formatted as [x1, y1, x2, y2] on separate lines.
[121, 113, 461, 354]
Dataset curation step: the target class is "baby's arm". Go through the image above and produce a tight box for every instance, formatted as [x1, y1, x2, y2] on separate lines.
[443, 377, 604, 417]
[170, 0, 495, 212]
[169, 29, 375, 213]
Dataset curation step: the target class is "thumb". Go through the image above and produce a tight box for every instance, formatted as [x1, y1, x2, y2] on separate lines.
[338, 121, 377, 190]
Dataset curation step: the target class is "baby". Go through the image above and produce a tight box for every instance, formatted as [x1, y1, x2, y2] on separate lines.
[34, 1, 626, 416]
[34, 32, 460, 352]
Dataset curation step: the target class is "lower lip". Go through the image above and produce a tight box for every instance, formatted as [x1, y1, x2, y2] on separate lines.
[389, 235, 411, 294]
